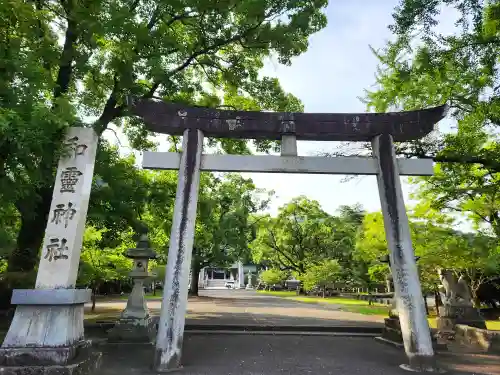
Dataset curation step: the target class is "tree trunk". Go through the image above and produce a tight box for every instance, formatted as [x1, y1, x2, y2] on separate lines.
[424, 295, 429, 316]
[8, 187, 53, 273]
[91, 285, 98, 312]
[434, 288, 441, 317]
[473, 296, 481, 309]
[189, 263, 200, 297]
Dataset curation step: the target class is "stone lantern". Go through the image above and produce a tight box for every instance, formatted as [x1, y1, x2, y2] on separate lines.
[108, 232, 157, 343]
[245, 271, 254, 290]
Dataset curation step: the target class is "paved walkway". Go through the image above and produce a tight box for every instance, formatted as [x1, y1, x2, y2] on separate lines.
[96, 335, 500, 375]
[89, 290, 500, 374]
[87, 289, 384, 327]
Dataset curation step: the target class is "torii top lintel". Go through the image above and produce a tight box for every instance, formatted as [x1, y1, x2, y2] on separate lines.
[128, 97, 448, 142]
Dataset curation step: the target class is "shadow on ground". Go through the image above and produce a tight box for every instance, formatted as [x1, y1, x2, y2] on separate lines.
[85, 310, 384, 333]
[96, 335, 499, 375]
[184, 311, 383, 328]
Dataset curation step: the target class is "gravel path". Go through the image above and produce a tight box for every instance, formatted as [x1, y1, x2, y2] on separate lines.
[87, 289, 384, 327]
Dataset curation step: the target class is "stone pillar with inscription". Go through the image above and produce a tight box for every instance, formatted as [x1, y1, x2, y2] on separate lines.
[0, 128, 101, 375]
[154, 129, 203, 372]
[372, 134, 438, 372]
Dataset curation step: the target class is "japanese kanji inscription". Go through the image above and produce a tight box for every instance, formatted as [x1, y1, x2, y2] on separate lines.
[64, 136, 88, 158]
[60, 167, 83, 193]
[51, 202, 77, 228]
[44, 238, 69, 262]
[36, 127, 98, 288]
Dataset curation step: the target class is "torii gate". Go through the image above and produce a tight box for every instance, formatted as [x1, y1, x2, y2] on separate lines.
[129, 98, 448, 372]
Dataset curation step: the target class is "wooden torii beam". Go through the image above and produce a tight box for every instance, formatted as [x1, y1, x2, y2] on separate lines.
[128, 97, 446, 142]
[128, 97, 448, 373]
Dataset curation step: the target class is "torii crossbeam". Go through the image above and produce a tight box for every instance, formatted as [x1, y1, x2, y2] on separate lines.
[128, 97, 448, 373]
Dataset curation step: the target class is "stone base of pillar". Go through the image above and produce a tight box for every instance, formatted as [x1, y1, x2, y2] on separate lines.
[437, 305, 486, 329]
[378, 317, 404, 346]
[107, 317, 156, 343]
[376, 317, 447, 352]
[435, 317, 456, 344]
[435, 305, 486, 346]
[0, 340, 102, 375]
[245, 284, 253, 290]
[0, 289, 101, 375]
[401, 355, 444, 373]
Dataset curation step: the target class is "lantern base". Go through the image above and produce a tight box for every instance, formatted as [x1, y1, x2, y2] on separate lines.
[107, 316, 156, 343]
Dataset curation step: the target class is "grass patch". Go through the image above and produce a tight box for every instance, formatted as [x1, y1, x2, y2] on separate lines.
[257, 290, 388, 315]
[116, 291, 163, 300]
[84, 307, 121, 322]
[486, 320, 500, 330]
[257, 290, 296, 297]
[290, 296, 383, 306]
[339, 305, 389, 315]
[427, 318, 500, 331]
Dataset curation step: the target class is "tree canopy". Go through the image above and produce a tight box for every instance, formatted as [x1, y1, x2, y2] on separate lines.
[2, 0, 500, 313]
[2, 0, 328, 273]
[363, 1, 500, 239]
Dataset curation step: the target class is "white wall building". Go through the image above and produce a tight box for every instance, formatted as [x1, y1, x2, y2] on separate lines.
[198, 261, 257, 289]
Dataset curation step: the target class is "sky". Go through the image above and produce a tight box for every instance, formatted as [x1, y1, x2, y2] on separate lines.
[235, 0, 456, 216]
[104, 0, 459, 218]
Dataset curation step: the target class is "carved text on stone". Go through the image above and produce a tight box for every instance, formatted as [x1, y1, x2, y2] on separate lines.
[51, 202, 77, 228]
[64, 136, 88, 158]
[44, 238, 69, 262]
[60, 167, 83, 193]
[395, 268, 410, 295]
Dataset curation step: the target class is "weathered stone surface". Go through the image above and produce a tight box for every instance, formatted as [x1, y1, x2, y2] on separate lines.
[35, 127, 98, 289]
[372, 133, 435, 365]
[381, 317, 404, 344]
[1, 305, 85, 351]
[11, 290, 90, 305]
[0, 128, 99, 375]
[0, 349, 101, 375]
[0, 340, 101, 375]
[454, 324, 500, 353]
[108, 233, 157, 344]
[435, 317, 456, 343]
[0, 341, 91, 367]
[437, 305, 486, 329]
[155, 129, 204, 372]
[107, 318, 156, 343]
[379, 317, 446, 352]
[128, 97, 448, 142]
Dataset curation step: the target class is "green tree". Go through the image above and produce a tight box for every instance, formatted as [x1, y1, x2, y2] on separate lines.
[302, 259, 341, 296]
[250, 196, 336, 275]
[355, 206, 500, 306]
[251, 198, 364, 280]
[3, 0, 327, 273]
[364, 1, 500, 239]
[259, 268, 287, 288]
[332, 204, 365, 285]
[189, 173, 269, 296]
[78, 227, 132, 311]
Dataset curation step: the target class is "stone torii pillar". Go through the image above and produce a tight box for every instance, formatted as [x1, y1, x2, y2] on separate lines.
[154, 128, 203, 371]
[128, 97, 448, 372]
